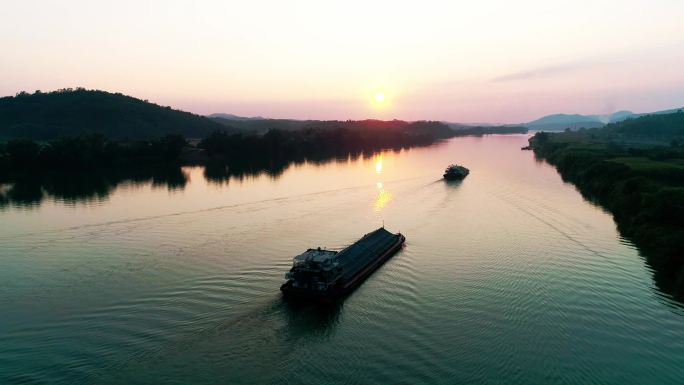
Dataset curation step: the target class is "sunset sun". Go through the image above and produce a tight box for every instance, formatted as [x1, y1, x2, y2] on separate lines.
[374, 92, 385, 103]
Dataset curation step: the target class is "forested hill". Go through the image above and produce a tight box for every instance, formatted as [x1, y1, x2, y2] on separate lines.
[560, 109, 684, 145]
[602, 109, 684, 142]
[0, 89, 225, 140]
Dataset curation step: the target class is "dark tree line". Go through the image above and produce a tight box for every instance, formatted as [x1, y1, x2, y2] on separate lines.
[211, 117, 457, 139]
[0, 134, 187, 176]
[451, 125, 528, 136]
[199, 125, 437, 161]
[0, 120, 449, 183]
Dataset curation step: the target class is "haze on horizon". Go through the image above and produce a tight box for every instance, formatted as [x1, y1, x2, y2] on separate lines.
[2, 0, 684, 123]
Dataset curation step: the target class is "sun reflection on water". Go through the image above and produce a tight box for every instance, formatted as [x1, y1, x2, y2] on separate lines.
[374, 189, 392, 212]
[374, 178, 392, 212]
[373, 154, 391, 211]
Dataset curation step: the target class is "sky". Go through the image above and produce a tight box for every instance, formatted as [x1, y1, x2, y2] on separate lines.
[1, 0, 684, 123]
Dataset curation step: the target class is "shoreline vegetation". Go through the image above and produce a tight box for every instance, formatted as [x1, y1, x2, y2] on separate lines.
[0, 122, 445, 178]
[0, 88, 528, 180]
[449, 125, 528, 136]
[528, 111, 684, 300]
[0, 89, 527, 209]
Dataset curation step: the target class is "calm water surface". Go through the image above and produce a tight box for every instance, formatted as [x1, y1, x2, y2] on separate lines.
[1, 135, 682, 384]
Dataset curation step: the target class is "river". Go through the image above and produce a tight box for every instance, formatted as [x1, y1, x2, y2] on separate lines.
[1, 134, 682, 384]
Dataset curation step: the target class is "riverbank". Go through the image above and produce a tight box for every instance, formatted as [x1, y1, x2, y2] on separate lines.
[528, 126, 684, 299]
[0, 125, 436, 180]
[0, 121, 529, 182]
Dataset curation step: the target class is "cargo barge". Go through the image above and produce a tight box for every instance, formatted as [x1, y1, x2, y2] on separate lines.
[443, 164, 470, 180]
[280, 227, 405, 300]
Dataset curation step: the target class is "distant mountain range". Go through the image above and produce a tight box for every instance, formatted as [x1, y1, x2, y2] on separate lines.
[525, 107, 684, 131]
[209, 113, 265, 121]
[212, 107, 684, 133]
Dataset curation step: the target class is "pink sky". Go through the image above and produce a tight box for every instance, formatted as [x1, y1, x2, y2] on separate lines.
[2, 0, 684, 123]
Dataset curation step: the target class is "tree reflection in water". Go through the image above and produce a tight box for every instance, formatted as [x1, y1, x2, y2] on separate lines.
[0, 166, 188, 209]
[0, 147, 412, 209]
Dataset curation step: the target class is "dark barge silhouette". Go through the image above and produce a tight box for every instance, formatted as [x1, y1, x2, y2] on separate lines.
[443, 164, 470, 180]
[280, 227, 405, 300]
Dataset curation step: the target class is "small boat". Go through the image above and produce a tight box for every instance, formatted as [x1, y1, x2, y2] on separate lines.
[443, 164, 469, 180]
[280, 227, 405, 301]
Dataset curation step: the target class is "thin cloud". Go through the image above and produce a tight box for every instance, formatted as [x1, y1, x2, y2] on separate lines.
[492, 63, 587, 82]
[493, 44, 684, 83]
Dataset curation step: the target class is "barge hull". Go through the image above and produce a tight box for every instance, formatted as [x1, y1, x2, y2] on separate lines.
[281, 229, 405, 301]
